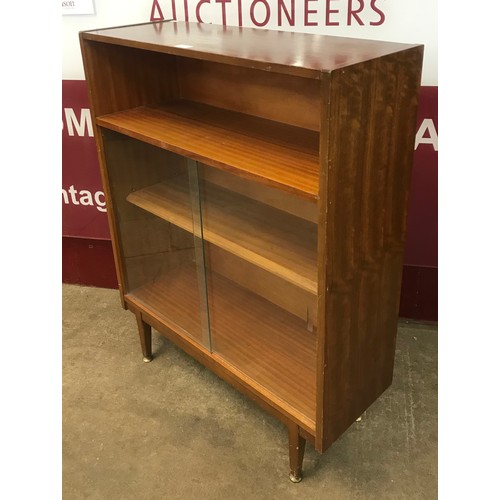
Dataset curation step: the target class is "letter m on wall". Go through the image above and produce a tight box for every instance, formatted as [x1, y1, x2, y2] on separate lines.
[64, 108, 94, 137]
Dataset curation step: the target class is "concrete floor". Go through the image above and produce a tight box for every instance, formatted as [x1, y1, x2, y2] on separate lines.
[63, 284, 437, 499]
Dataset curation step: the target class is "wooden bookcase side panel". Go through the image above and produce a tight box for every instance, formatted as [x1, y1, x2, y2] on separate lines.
[176, 57, 321, 131]
[315, 47, 424, 452]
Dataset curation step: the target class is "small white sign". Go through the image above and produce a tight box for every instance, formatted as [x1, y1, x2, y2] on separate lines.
[62, 0, 95, 16]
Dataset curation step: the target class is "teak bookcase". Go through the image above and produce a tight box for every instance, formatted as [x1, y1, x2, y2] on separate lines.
[80, 21, 423, 482]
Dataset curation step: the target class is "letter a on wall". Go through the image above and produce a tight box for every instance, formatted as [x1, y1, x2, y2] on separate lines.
[151, 0, 165, 21]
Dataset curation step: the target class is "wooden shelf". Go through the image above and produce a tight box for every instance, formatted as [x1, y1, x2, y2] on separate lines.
[127, 177, 318, 294]
[126, 264, 316, 427]
[96, 100, 320, 200]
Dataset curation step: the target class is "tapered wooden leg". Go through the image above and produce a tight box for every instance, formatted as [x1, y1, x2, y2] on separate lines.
[135, 312, 153, 363]
[288, 424, 306, 483]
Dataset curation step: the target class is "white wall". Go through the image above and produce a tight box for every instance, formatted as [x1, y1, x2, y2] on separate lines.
[62, 0, 437, 85]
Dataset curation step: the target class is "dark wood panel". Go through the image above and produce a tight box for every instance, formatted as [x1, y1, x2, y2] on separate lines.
[316, 46, 424, 452]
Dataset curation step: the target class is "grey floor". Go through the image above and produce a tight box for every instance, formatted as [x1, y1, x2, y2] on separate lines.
[63, 284, 437, 499]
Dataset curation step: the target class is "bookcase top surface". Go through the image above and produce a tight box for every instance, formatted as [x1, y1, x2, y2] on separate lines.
[81, 21, 421, 78]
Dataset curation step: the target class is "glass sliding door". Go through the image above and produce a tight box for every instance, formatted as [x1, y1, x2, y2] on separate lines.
[100, 131, 318, 422]
[197, 163, 318, 422]
[101, 130, 211, 349]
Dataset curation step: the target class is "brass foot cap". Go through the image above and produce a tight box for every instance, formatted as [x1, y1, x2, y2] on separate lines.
[289, 472, 303, 483]
[143, 356, 153, 363]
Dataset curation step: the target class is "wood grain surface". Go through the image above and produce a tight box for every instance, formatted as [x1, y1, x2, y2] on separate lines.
[97, 101, 320, 200]
[316, 47, 424, 452]
[81, 21, 419, 79]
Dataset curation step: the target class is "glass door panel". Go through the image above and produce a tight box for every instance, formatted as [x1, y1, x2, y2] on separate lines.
[101, 130, 210, 349]
[197, 163, 318, 420]
[99, 130, 318, 419]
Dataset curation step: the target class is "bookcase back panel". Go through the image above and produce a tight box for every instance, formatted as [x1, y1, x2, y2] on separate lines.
[177, 58, 321, 131]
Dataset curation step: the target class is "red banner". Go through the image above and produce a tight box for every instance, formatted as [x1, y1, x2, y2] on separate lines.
[405, 86, 438, 268]
[62, 80, 109, 239]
